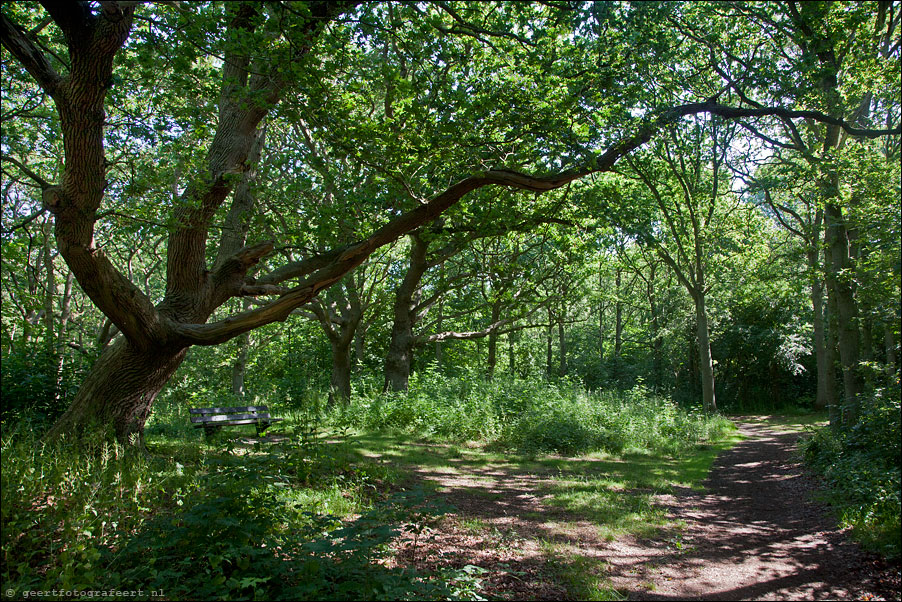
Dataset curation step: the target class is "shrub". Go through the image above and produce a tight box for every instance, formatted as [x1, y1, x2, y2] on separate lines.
[801, 393, 901, 559]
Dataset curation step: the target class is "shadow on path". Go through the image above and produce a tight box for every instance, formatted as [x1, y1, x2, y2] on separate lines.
[606, 421, 898, 601]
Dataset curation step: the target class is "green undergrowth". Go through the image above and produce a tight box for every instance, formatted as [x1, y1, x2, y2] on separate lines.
[0, 427, 468, 601]
[333, 373, 735, 457]
[799, 393, 901, 560]
[1, 376, 738, 601]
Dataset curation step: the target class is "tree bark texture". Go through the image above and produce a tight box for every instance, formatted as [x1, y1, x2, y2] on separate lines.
[330, 337, 353, 403]
[695, 295, 718, 413]
[5, 4, 890, 443]
[384, 235, 429, 392]
[46, 337, 188, 443]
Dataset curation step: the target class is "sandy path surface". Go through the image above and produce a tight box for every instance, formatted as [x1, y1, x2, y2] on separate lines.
[396, 421, 899, 600]
[604, 421, 898, 600]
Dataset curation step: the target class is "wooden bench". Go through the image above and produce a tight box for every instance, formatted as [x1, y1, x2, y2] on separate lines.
[189, 405, 283, 439]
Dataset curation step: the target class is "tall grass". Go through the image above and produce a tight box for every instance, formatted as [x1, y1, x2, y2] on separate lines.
[0, 428, 459, 600]
[332, 371, 734, 456]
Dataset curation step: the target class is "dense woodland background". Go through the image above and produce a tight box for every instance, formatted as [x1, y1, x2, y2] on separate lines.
[1, 1, 900, 599]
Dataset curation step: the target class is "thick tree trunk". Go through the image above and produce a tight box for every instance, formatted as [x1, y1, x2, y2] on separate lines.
[330, 338, 353, 404]
[695, 295, 717, 413]
[383, 234, 428, 392]
[45, 337, 188, 443]
[384, 304, 413, 391]
[824, 201, 862, 425]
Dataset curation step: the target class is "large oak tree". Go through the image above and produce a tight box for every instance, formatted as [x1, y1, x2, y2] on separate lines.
[2, 1, 895, 444]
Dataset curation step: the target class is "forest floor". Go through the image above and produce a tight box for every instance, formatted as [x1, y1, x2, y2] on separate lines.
[375, 418, 901, 600]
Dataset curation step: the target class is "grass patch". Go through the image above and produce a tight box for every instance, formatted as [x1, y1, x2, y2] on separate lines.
[540, 541, 626, 601]
[540, 430, 743, 539]
[739, 411, 829, 432]
[2, 376, 742, 600]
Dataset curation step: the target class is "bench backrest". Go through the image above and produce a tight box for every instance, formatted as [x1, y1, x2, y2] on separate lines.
[189, 405, 274, 425]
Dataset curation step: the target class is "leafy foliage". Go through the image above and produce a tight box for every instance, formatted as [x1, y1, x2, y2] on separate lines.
[802, 392, 902, 559]
[334, 371, 734, 456]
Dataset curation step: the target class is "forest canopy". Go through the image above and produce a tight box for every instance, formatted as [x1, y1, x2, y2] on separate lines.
[2, 1, 900, 596]
[1, 0, 899, 445]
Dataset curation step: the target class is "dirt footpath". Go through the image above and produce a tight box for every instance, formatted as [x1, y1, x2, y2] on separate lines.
[397, 420, 899, 600]
[604, 421, 900, 601]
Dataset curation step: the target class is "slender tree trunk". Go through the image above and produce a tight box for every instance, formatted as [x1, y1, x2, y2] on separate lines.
[614, 268, 623, 359]
[807, 226, 834, 413]
[861, 310, 875, 391]
[231, 298, 253, 400]
[435, 299, 443, 369]
[232, 332, 249, 400]
[695, 294, 717, 413]
[508, 331, 515, 374]
[885, 323, 898, 387]
[599, 302, 606, 359]
[353, 329, 365, 372]
[546, 308, 554, 376]
[487, 303, 500, 379]
[824, 254, 842, 427]
[96, 318, 115, 351]
[599, 266, 606, 360]
[646, 264, 662, 390]
[811, 275, 831, 412]
[558, 319, 567, 377]
[688, 318, 699, 400]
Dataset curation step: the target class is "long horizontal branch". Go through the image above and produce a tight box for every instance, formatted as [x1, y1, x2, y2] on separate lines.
[685, 102, 901, 139]
[418, 318, 514, 344]
[168, 99, 894, 346]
